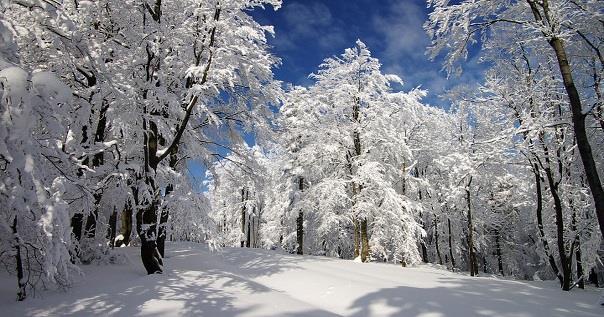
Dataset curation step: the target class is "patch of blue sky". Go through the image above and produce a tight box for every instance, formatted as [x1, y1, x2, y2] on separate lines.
[252, 0, 489, 109]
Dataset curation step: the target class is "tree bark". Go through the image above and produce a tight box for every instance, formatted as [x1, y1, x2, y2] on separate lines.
[434, 217, 443, 265]
[240, 188, 249, 248]
[71, 213, 83, 242]
[353, 218, 360, 258]
[448, 217, 455, 269]
[296, 177, 304, 255]
[571, 211, 585, 289]
[542, 145, 572, 290]
[12, 217, 26, 301]
[496, 230, 504, 276]
[360, 218, 370, 262]
[532, 162, 563, 283]
[108, 207, 117, 248]
[115, 201, 133, 247]
[136, 199, 163, 274]
[466, 177, 477, 276]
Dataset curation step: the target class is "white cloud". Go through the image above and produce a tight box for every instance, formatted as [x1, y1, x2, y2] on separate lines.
[372, 0, 488, 107]
[280, 1, 347, 51]
[372, 0, 430, 61]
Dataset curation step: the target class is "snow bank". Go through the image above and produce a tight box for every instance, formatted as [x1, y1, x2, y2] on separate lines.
[1, 242, 601, 317]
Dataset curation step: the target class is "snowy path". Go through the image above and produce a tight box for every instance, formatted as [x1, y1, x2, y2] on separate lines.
[1, 242, 602, 317]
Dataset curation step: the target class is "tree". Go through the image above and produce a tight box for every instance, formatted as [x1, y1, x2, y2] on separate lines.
[425, 0, 604, 241]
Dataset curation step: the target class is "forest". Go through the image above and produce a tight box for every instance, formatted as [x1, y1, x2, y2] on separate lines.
[0, 0, 603, 315]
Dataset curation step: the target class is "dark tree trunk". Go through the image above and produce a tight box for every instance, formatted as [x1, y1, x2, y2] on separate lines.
[71, 213, 84, 242]
[157, 205, 169, 258]
[157, 184, 173, 258]
[421, 241, 429, 263]
[533, 163, 563, 283]
[448, 218, 455, 269]
[572, 211, 585, 289]
[12, 217, 26, 301]
[115, 202, 133, 247]
[434, 217, 443, 265]
[353, 218, 360, 258]
[419, 211, 428, 263]
[360, 218, 369, 262]
[136, 199, 163, 274]
[84, 100, 109, 240]
[576, 242, 585, 289]
[240, 187, 248, 248]
[297, 177, 304, 255]
[246, 217, 252, 248]
[466, 177, 477, 276]
[158, 145, 178, 257]
[542, 150, 572, 290]
[108, 208, 118, 248]
[496, 230, 504, 276]
[296, 212, 304, 255]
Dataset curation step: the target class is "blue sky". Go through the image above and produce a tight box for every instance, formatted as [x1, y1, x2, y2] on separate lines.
[251, 0, 485, 108]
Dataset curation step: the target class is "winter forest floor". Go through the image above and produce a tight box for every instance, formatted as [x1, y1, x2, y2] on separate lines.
[1, 242, 602, 317]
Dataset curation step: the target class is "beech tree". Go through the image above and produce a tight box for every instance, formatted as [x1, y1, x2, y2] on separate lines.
[424, 0, 604, 241]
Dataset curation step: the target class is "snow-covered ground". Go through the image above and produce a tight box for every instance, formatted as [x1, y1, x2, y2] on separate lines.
[1, 242, 601, 317]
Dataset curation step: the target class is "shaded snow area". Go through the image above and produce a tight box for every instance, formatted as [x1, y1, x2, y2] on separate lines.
[1, 242, 602, 317]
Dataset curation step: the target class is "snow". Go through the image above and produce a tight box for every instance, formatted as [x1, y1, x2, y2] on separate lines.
[1, 242, 601, 317]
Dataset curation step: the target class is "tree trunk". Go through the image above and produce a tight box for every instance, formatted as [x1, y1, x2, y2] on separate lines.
[84, 100, 109, 241]
[360, 218, 370, 262]
[434, 217, 443, 265]
[353, 218, 360, 258]
[108, 208, 117, 248]
[157, 184, 172, 258]
[421, 241, 429, 263]
[296, 177, 304, 255]
[11, 217, 26, 301]
[533, 163, 563, 283]
[496, 230, 504, 276]
[296, 212, 304, 255]
[241, 187, 247, 248]
[576, 242, 585, 289]
[71, 213, 83, 242]
[136, 199, 163, 274]
[448, 217, 455, 269]
[419, 212, 428, 263]
[115, 202, 133, 247]
[157, 205, 169, 258]
[542, 153, 572, 290]
[571, 211, 585, 289]
[466, 177, 477, 276]
[246, 215, 252, 248]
